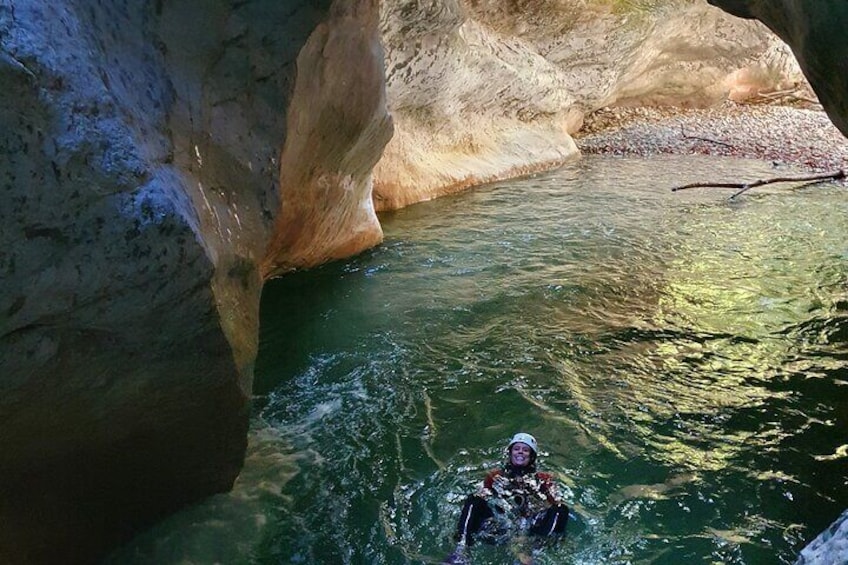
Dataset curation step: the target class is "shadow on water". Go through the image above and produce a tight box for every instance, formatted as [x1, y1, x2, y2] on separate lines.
[109, 155, 848, 564]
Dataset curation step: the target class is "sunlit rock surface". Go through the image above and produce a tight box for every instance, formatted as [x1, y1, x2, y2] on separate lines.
[0, 0, 387, 562]
[261, 1, 393, 276]
[374, 0, 580, 210]
[373, 0, 802, 210]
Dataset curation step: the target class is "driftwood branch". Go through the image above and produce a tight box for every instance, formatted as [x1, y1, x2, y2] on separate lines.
[680, 125, 734, 148]
[749, 87, 821, 108]
[671, 170, 845, 199]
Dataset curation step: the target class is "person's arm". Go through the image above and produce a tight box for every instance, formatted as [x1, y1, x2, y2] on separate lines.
[476, 469, 503, 499]
[536, 472, 563, 505]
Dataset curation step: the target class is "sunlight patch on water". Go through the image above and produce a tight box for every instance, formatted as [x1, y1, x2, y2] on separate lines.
[110, 155, 848, 563]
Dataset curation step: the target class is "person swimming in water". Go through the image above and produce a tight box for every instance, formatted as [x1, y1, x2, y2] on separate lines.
[446, 433, 569, 563]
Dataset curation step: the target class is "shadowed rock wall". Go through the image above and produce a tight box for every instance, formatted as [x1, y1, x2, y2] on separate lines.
[0, 0, 388, 562]
[708, 0, 848, 137]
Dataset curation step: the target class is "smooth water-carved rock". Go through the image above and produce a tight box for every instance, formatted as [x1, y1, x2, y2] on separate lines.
[373, 0, 803, 210]
[0, 0, 387, 562]
[262, 1, 393, 276]
[374, 0, 581, 210]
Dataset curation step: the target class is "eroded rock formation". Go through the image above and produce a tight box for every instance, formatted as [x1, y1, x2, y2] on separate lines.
[374, 0, 581, 210]
[373, 0, 803, 210]
[262, 2, 393, 276]
[0, 0, 387, 562]
[708, 0, 848, 137]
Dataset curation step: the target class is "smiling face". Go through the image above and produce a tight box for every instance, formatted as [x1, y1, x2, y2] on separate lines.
[509, 442, 533, 468]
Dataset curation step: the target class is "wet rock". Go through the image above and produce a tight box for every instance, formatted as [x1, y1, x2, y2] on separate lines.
[0, 0, 387, 562]
[795, 509, 848, 565]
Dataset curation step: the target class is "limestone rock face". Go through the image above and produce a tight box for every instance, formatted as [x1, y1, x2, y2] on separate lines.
[0, 0, 388, 562]
[708, 0, 848, 137]
[374, 0, 581, 210]
[374, 0, 801, 210]
[262, 1, 393, 276]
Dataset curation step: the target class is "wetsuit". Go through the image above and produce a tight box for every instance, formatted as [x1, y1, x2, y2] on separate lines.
[455, 463, 569, 545]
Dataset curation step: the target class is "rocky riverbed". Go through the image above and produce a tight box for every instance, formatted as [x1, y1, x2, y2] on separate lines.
[575, 101, 848, 173]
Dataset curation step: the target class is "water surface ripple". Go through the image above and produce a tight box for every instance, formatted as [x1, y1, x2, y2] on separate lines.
[111, 156, 848, 564]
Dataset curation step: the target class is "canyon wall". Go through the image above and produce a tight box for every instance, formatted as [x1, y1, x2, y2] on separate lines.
[0, 0, 388, 562]
[708, 0, 848, 137]
[1, 0, 842, 562]
[373, 0, 803, 210]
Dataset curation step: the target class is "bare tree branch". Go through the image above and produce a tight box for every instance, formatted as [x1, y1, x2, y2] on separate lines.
[671, 170, 846, 198]
[680, 124, 734, 148]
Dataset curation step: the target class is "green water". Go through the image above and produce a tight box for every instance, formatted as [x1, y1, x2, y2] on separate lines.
[111, 155, 848, 564]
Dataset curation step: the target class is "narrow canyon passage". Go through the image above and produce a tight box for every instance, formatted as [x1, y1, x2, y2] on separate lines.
[109, 155, 848, 563]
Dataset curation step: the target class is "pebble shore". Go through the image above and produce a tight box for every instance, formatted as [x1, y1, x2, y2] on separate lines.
[574, 101, 848, 173]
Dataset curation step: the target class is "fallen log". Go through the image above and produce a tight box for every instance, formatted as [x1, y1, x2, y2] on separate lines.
[671, 169, 846, 199]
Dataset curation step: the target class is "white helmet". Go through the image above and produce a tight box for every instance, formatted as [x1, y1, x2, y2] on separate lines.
[508, 432, 538, 454]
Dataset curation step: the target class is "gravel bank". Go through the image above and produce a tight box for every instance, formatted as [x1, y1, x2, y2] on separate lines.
[574, 102, 848, 172]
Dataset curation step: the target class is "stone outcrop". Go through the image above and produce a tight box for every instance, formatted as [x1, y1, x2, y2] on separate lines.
[262, 2, 393, 275]
[374, 0, 581, 210]
[708, 0, 848, 137]
[373, 0, 804, 210]
[0, 0, 388, 562]
[795, 509, 848, 565]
